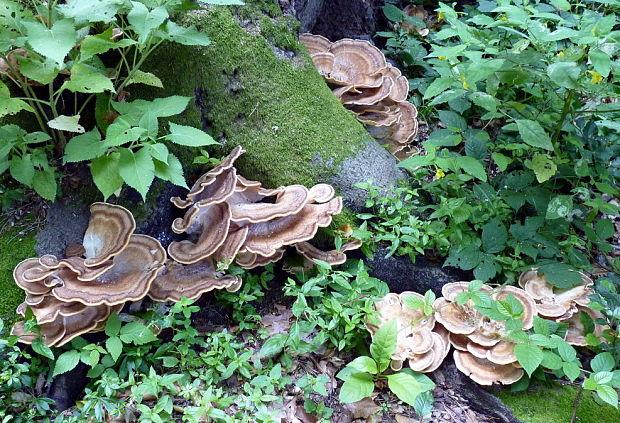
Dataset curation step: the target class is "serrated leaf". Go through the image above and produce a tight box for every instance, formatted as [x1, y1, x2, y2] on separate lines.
[32, 338, 54, 360]
[370, 319, 397, 370]
[148, 143, 169, 163]
[402, 294, 425, 311]
[387, 372, 422, 406]
[514, 343, 543, 377]
[63, 63, 115, 93]
[60, 0, 124, 24]
[591, 352, 615, 373]
[595, 219, 615, 239]
[589, 48, 611, 77]
[126, 70, 163, 88]
[383, 4, 404, 22]
[159, 21, 211, 46]
[482, 218, 507, 253]
[165, 123, 219, 147]
[105, 336, 123, 362]
[127, 1, 168, 44]
[64, 129, 104, 162]
[423, 77, 455, 100]
[492, 152, 512, 171]
[104, 119, 146, 147]
[53, 350, 80, 377]
[547, 62, 581, 89]
[81, 28, 137, 60]
[15, 56, 59, 85]
[105, 313, 121, 337]
[537, 262, 583, 288]
[23, 19, 76, 66]
[563, 361, 581, 381]
[457, 155, 487, 181]
[90, 153, 124, 200]
[531, 153, 557, 183]
[154, 153, 187, 188]
[33, 169, 57, 200]
[596, 385, 618, 408]
[47, 115, 85, 133]
[10, 154, 34, 186]
[118, 147, 154, 200]
[0, 81, 34, 117]
[119, 321, 157, 345]
[338, 372, 375, 403]
[516, 119, 553, 150]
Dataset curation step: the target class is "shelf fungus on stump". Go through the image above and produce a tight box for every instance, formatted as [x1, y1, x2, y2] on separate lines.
[11, 203, 165, 347]
[299, 34, 419, 160]
[368, 292, 449, 373]
[158, 146, 348, 301]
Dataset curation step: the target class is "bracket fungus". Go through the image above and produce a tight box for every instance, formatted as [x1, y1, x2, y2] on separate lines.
[300, 34, 419, 160]
[11, 203, 165, 346]
[160, 146, 348, 301]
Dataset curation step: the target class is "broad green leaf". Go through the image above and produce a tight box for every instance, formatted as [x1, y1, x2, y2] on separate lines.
[538, 262, 583, 288]
[547, 62, 581, 89]
[53, 350, 80, 377]
[491, 152, 512, 171]
[81, 29, 137, 60]
[23, 19, 77, 66]
[154, 154, 188, 188]
[63, 63, 115, 93]
[591, 352, 615, 373]
[112, 95, 190, 118]
[531, 153, 557, 183]
[127, 1, 168, 44]
[15, 56, 59, 85]
[148, 143, 169, 163]
[514, 343, 543, 377]
[470, 91, 499, 113]
[258, 333, 287, 358]
[386, 372, 422, 406]
[159, 21, 211, 46]
[515, 120, 553, 151]
[414, 391, 434, 417]
[118, 147, 154, 201]
[347, 356, 378, 374]
[594, 371, 614, 385]
[126, 70, 163, 88]
[90, 153, 124, 199]
[438, 110, 467, 132]
[457, 156, 487, 181]
[10, 154, 34, 186]
[383, 4, 404, 23]
[596, 385, 618, 408]
[104, 119, 146, 147]
[60, 0, 124, 24]
[423, 77, 454, 100]
[64, 129, 105, 162]
[546, 195, 573, 219]
[589, 49, 611, 77]
[33, 169, 57, 200]
[370, 319, 397, 369]
[562, 361, 581, 382]
[595, 219, 615, 239]
[165, 123, 219, 147]
[0, 81, 34, 117]
[105, 313, 121, 337]
[541, 350, 562, 370]
[549, 0, 570, 10]
[556, 339, 576, 362]
[105, 336, 123, 362]
[47, 115, 85, 133]
[482, 218, 507, 253]
[402, 294, 425, 311]
[119, 321, 158, 345]
[338, 372, 375, 403]
[32, 338, 54, 360]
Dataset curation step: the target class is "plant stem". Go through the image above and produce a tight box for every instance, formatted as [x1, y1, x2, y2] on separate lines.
[571, 108, 620, 114]
[569, 384, 584, 423]
[551, 90, 574, 155]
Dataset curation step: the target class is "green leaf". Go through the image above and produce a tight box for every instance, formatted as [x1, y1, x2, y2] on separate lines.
[10, 154, 34, 186]
[347, 356, 378, 375]
[383, 4, 404, 22]
[370, 319, 397, 369]
[457, 156, 487, 181]
[63, 63, 115, 93]
[60, 0, 123, 24]
[414, 391, 434, 417]
[159, 21, 211, 46]
[33, 169, 57, 201]
[105, 313, 121, 337]
[594, 371, 614, 385]
[438, 110, 467, 132]
[387, 372, 422, 407]
[90, 153, 124, 200]
[23, 19, 77, 66]
[546, 195, 573, 219]
[541, 350, 562, 370]
[119, 321, 157, 345]
[338, 372, 375, 403]
[16, 56, 59, 85]
[64, 129, 104, 163]
[154, 154, 188, 188]
[515, 120, 553, 151]
[563, 362, 581, 382]
[547, 62, 581, 89]
[531, 153, 557, 183]
[0, 81, 34, 118]
[127, 1, 168, 44]
[591, 352, 615, 373]
[470, 92, 499, 113]
[492, 152, 512, 171]
[423, 77, 454, 100]
[482, 218, 507, 253]
[148, 143, 169, 163]
[47, 115, 85, 133]
[103, 119, 146, 147]
[589, 49, 611, 77]
[596, 385, 618, 408]
[402, 294, 425, 311]
[126, 70, 163, 88]
[165, 123, 219, 147]
[80, 29, 137, 60]
[549, 0, 570, 10]
[32, 338, 54, 360]
[258, 333, 288, 358]
[595, 219, 615, 239]
[105, 336, 123, 362]
[118, 147, 154, 201]
[556, 339, 576, 362]
[53, 350, 80, 377]
[537, 262, 583, 288]
[514, 343, 543, 377]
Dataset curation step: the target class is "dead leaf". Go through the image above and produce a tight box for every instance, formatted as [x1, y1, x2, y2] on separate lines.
[261, 304, 293, 336]
[395, 415, 420, 423]
[343, 398, 380, 419]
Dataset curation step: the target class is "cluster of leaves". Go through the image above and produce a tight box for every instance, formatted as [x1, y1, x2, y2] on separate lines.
[365, 0, 620, 284]
[589, 273, 620, 364]
[0, 0, 241, 201]
[337, 319, 436, 418]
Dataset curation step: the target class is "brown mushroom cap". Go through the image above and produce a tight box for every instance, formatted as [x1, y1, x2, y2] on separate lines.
[148, 259, 242, 302]
[382, 65, 409, 103]
[53, 235, 165, 306]
[449, 332, 470, 351]
[11, 319, 65, 347]
[433, 297, 478, 334]
[486, 341, 517, 365]
[16, 295, 88, 325]
[308, 184, 336, 203]
[53, 303, 115, 347]
[295, 242, 346, 266]
[408, 348, 435, 372]
[83, 203, 136, 267]
[229, 185, 309, 223]
[492, 286, 536, 330]
[328, 39, 387, 88]
[310, 51, 334, 76]
[467, 342, 491, 359]
[419, 332, 450, 373]
[467, 319, 502, 347]
[339, 78, 394, 106]
[453, 351, 524, 386]
[13, 258, 55, 295]
[299, 33, 331, 55]
[564, 306, 606, 346]
[212, 226, 249, 270]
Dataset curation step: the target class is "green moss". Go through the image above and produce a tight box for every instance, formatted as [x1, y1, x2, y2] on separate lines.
[0, 225, 36, 327]
[497, 384, 620, 423]
[259, 15, 301, 52]
[139, 6, 372, 191]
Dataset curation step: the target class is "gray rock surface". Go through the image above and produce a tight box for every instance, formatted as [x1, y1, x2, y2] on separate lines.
[35, 199, 89, 257]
